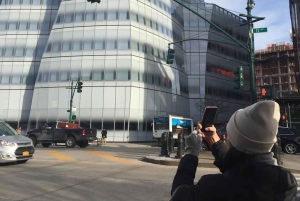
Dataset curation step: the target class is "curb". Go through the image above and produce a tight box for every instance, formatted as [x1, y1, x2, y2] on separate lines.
[141, 157, 300, 174]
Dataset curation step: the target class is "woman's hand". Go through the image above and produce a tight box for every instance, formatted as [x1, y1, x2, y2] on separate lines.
[197, 123, 217, 137]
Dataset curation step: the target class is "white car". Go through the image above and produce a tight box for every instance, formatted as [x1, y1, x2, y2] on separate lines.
[0, 120, 34, 164]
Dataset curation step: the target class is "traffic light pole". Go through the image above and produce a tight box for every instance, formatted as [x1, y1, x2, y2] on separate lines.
[247, 1, 257, 103]
[67, 81, 78, 123]
[172, 0, 264, 104]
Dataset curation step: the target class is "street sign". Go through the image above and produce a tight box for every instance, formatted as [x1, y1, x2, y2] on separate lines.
[253, 27, 267, 33]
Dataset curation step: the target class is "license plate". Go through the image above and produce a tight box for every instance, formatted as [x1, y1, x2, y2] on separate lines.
[23, 151, 29, 156]
[89, 137, 93, 140]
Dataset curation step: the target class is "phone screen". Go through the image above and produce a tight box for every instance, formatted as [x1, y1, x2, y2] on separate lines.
[201, 107, 218, 132]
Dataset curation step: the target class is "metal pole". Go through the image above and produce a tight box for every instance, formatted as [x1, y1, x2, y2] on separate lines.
[247, 0, 257, 104]
[69, 80, 73, 123]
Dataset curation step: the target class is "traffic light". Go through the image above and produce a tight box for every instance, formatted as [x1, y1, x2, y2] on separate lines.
[233, 66, 244, 90]
[87, 0, 101, 3]
[166, 48, 175, 64]
[72, 115, 76, 120]
[261, 85, 273, 99]
[77, 81, 83, 93]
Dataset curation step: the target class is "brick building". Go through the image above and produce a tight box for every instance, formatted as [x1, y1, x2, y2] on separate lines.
[255, 42, 298, 99]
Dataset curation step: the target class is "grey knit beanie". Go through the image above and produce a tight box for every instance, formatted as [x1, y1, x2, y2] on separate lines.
[226, 100, 280, 155]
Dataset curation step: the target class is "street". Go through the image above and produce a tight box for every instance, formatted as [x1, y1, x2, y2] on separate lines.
[0, 143, 299, 201]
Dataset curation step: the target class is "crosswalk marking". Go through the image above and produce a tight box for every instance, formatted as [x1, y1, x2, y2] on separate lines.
[85, 151, 141, 165]
[46, 150, 76, 162]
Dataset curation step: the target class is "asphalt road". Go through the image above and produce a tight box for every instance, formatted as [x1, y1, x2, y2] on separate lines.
[0, 143, 299, 201]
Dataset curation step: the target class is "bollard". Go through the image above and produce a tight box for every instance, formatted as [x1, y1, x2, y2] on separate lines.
[221, 134, 226, 143]
[276, 135, 283, 165]
[175, 133, 184, 159]
[160, 133, 169, 157]
[168, 132, 174, 154]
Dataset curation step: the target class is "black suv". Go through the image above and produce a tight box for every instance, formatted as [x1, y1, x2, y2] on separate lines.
[278, 126, 300, 154]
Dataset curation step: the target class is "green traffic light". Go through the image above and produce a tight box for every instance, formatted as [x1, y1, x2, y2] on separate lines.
[166, 48, 175, 64]
[77, 81, 83, 93]
[233, 66, 244, 90]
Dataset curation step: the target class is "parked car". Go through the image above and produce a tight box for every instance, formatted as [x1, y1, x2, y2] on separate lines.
[278, 126, 300, 154]
[26, 121, 97, 148]
[0, 120, 34, 164]
[202, 124, 227, 151]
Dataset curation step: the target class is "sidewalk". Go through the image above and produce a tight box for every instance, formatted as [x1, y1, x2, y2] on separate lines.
[142, 151, 300, 174]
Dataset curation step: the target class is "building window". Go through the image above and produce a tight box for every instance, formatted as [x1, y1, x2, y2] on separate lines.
[46, 43, 52, 52]
[50, 72, 59, 82]
[119, 11, 129, 20]
[29, 22, 38, 30]
[94, 40, 105, 50]
[83, 40, 94, 51]
[0, 22, 6, 30]
[22, 0, 31, 4]
[86, 12, 95, 21]
[115, 121, 124, 130]
[93, 71, 104, 81]
[118, 40, 130, 50]
[81, 70, 92, 81]
[73, 41, 82, 51]
[75, 13, 84, 22]
[130, 13, 138, 22]
[52, 42, 61, 52]
[64, 14, 74, 23]
[15, 47, 25, 57]
[103, 121, 114, 130]
[129, 122, 138, 131]
[5, 48, 14, 57]
[19, 22, 28, 30]
[131, 41, 139, 51]
[24, 48, 35, 57]
[60, 72, 69, 81]
[131, 71, 139, 82]
[117, 70, 130, 81]
[62, 42, 72, 52]
[106, 41, 116, 50]
[0, 75, 10, 84]
[105, 71, 116, 81]
[11, 75, 21, 84]
[8, 22, 18, 30]
[107, 11, 117, 20]
[42, 72, 49, 82]
[96, 12, 106, 20]
[70, 71, 80, 81]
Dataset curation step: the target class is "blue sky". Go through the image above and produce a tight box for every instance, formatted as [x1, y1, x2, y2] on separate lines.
[205, 0, 291, 50]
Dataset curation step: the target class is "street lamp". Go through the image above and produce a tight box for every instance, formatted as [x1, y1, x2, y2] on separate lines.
[248, 0, 255, 8]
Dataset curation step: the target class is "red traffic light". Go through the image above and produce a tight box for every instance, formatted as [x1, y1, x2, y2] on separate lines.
[282, 115, 286, 120]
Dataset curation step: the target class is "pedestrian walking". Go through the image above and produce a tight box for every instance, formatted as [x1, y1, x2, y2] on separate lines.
[101, 129, 107, 145]
[171, 101, 298, 201]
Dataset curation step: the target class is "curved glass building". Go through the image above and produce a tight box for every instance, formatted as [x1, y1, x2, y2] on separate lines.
[0, 0, 250, 141]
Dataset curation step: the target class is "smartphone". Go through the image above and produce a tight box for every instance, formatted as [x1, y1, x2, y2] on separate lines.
[201, 106, 218, 132]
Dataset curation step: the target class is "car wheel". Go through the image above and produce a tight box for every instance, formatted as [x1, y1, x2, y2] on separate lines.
[65, 137, 76, 148]
[42, 143, 51, 148]
[202, 141, 209, 151]
[17, 160, 28, 164]
[29, 136, 37, 147]
[284, 142, 299, 154]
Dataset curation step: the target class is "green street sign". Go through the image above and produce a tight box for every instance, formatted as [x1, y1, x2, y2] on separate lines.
[253, 28, 267, 33]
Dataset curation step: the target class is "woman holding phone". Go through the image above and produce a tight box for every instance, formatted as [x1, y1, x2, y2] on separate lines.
[171, 101, 297, 201]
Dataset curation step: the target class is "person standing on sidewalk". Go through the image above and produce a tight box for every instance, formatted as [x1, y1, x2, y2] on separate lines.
[101, 129, 107, 145]
[171, 101, 298, 201]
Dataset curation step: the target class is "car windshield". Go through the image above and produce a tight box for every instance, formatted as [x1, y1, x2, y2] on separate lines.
[0, 122, 19, 136]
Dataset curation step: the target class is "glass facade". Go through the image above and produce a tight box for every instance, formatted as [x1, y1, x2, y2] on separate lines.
[0, 0, 251, 141]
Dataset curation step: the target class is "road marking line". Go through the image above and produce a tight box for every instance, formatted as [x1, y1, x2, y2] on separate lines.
[46, 151, 76, 162]
[85, 151, 141, 165]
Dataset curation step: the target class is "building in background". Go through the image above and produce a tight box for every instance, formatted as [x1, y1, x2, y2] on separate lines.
[0, 0, 60, 135]
[0, 0, 250, 141]
[255, 42, 298, 99]
[289, 0, 300, 93]
[180, 1, 251, 123]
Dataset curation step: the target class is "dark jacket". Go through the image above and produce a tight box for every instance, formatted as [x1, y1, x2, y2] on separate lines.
[101, 130, 107, 138]
[171, 141, 297, 201]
